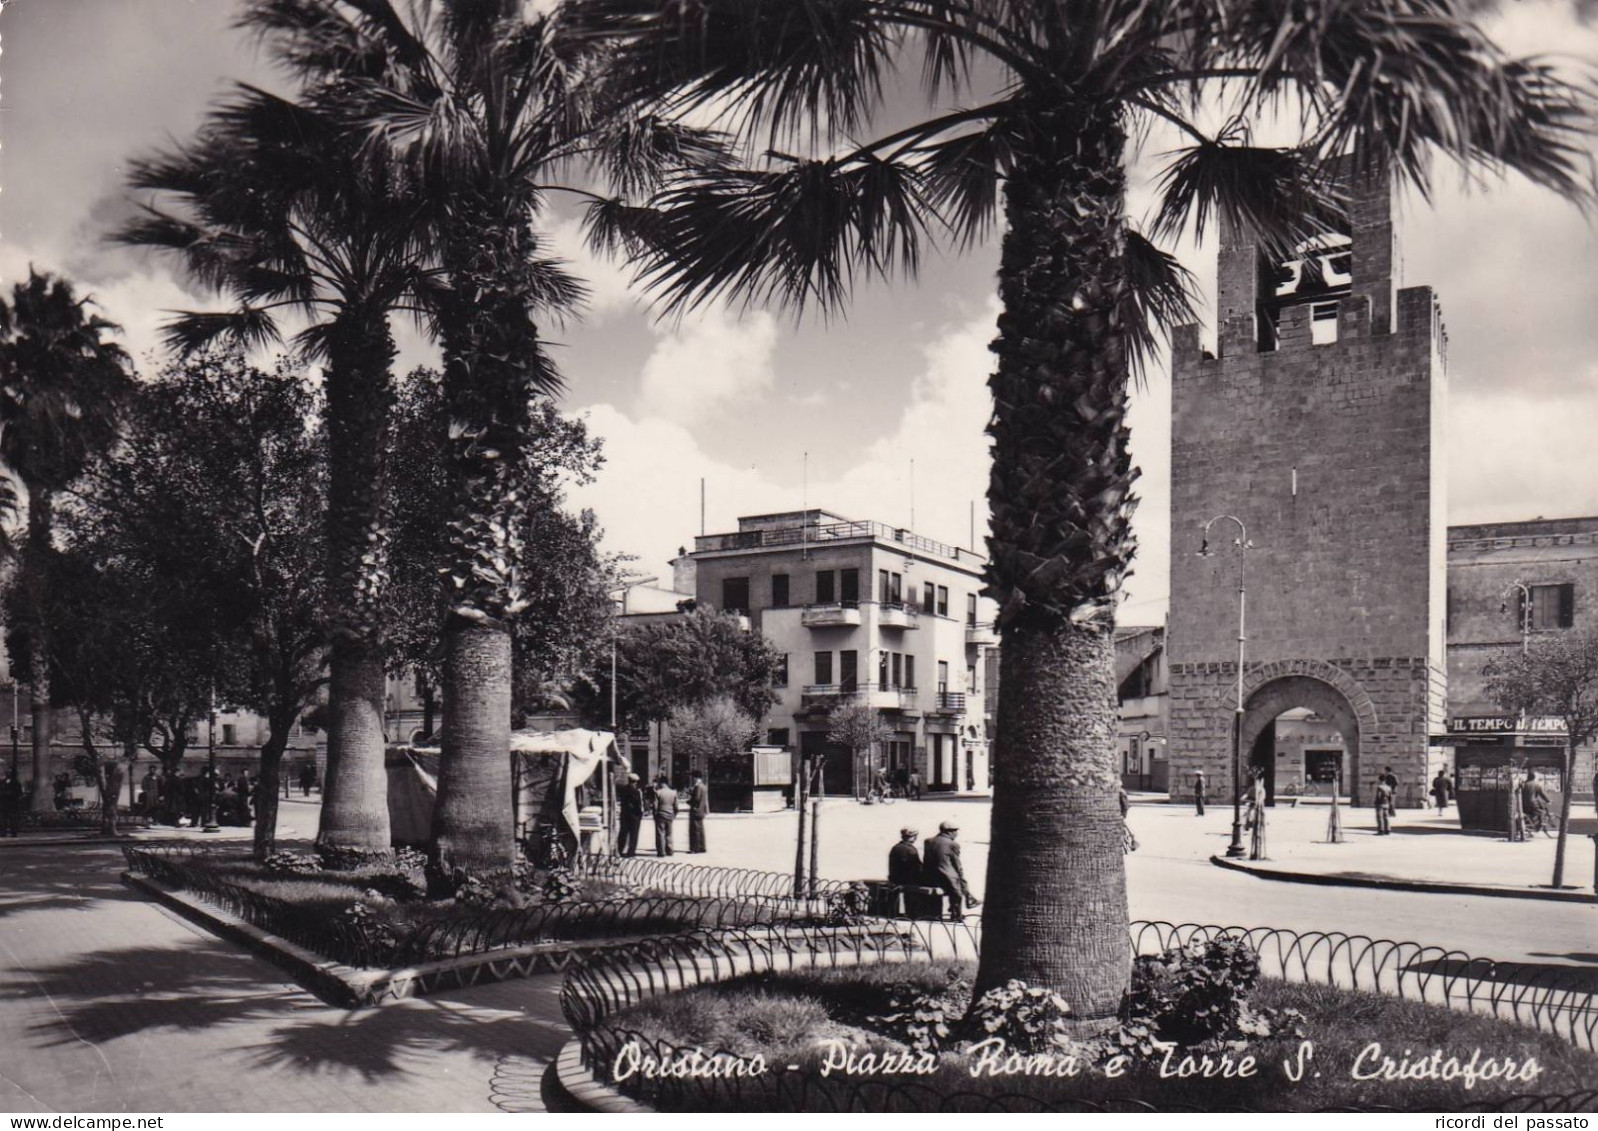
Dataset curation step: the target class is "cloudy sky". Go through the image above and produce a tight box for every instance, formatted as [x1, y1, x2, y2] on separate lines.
[3, 1, 1597, 624]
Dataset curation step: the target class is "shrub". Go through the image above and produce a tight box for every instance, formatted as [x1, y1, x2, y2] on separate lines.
[865, 974, 968, 1053]
[263, 852, 323, 876]
[1124, 937, 1304, 1051]
[393, 846, 428, 873]
[824, 882, 872, 925]
[965, 979, 1078, 1054]
[316, 843, 394, 871]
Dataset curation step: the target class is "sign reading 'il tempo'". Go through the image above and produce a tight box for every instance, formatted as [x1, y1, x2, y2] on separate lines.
[1448, 715, 1567, 734]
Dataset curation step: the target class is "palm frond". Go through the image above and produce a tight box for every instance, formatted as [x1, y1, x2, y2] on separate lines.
[583, 195, 667, 258]
[1151, 141, 1344, 257]
[636, 150, 933, 315]
[162, 309, 284, 356]
[563, 0, 899, 147]
[1230, 1, 1596, 204]
[1121, 229, 1197, 378]
[915, 115, 1018, 247]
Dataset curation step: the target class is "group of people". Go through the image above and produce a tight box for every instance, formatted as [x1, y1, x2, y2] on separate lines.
[136, 766, 257, 827]
[616, 769, 710, 857]
[887, 821, 981, 919]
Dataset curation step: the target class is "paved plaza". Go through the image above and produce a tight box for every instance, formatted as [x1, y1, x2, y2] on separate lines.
[2, 793, 1594, 1113]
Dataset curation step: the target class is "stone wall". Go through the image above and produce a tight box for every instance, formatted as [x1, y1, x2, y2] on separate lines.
[1167, 162, 1447, 807]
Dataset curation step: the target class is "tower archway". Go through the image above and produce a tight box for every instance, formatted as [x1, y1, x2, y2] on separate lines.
[1241, 675, 1363, 805]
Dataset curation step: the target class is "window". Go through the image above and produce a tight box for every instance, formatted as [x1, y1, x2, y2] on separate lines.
[967, 665, 977, 693]
[879, 569, 891, 603]
[840, 568, 860, 605]
[905, 655, 916, 690]
[937, 586, 949, 617]
[772, 573, 790, 608]
[816, 570, 836, 604]
[222, 724, 237, 746]
[937, 660, 950, 694]
[891, 653, 903, 688]
[891, 572, 903, 604]
[773, 654, 789, 687]
[966, 593, 978, 627]
[840, 650, 858, 691]
[722, 577, 750, 616]
[814, 651, 833, 685]
[767, 727, 791, 748]
[1527, 583, 1576, 630]
[879, 652, 890, 691]
[923, 582, 936, 613]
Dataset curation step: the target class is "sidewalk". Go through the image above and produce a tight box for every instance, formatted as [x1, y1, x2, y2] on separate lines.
[1199, 802, 1598, 902]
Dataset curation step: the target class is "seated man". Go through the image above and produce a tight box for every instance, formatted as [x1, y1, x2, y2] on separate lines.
[888, 827, 921, 887]
[922, 820, 980, 920]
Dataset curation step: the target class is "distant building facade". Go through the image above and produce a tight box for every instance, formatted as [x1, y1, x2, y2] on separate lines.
[681, 510, 999, 796]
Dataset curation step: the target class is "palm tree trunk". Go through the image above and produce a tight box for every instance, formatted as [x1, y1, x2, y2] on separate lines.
[973, 107, 1136, 1026]
[316, 312, 396, 856]
[432, 620, 514, 877]
[24, 484, 54, 814]
[431, 201, 545, 878]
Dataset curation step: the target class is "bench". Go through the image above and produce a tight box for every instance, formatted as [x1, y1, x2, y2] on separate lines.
[863, 880, 949, 920]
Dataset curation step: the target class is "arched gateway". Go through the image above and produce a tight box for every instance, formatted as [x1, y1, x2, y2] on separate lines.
[1164, 157, 1448, 810]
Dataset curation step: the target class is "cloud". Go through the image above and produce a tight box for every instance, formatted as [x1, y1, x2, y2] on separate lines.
[636, 307, 779, 426]
[544, 215, 642, 322]
[1448, 382, 1598, 524]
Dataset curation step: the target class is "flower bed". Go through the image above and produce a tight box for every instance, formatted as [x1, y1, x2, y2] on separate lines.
[586, 958, 1598, 1112]
[122, 845, 846, 970]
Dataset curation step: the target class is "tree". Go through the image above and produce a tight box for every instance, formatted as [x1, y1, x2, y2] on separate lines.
[1482, 627, 1598, 890]
[669, 696, 760, 780]
[119, 67, 454, 857]
[236, 0, 728, 877]
[578, 606, 782, 778]
[0, 270, 134, 812]
[826, 699, 894, 798]
[574, 0, 1594, 1022]
[386, 368, 617, 742]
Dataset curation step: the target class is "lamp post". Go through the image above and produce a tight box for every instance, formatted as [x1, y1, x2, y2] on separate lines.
[9, 681, 18, 777]
[1500, 581, 1533, 841]
[1200, 515, 1253, 860]
[608, 576, 659, 856]
[202, 681, 220, 833]
[1137, 730, 1165, 792]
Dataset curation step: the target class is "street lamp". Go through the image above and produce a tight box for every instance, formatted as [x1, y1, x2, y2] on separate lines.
[9, 681, 18, 777]
[202, 680, 220, 833]
[1500, 581, 1533, 841]
[1137, 730, 1165, 792]
[607, 575, 660, 855]
[1199, 515, 1254, 860]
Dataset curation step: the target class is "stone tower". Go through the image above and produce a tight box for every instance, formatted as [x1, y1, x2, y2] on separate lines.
[1166, 160, 1448, 808]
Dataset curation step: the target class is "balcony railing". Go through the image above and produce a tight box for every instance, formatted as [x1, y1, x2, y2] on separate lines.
[695, 519, 982, 566]
[801, 602, 863, 628]
[965, 621, 999, 645]
[932, 692, 966, 714]
[877, 601, 920, 628]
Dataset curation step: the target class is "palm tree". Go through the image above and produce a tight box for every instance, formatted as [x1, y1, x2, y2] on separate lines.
[570, 0, 1593, 1022]
[240, 0, 722, 877]
[0, 270, 134, 812]
[120, 77, 456, 856]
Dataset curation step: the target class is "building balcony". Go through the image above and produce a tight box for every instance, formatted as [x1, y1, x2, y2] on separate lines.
[878, 601, 920, 629]
[966, 621, 999, 646]
[802, 602, 863, 628]
[930, 692, 966, 715]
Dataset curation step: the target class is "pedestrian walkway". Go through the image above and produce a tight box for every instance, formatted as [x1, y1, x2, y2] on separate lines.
[1201, 802, 1598, 899]
[0, 841, 571, 1113]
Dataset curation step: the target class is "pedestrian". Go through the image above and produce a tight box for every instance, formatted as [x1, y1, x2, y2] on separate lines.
[1119, 786, 1139, 853]
[617, 773, 644, 857]
[685, 770, 709, 853]
[888, 827, 921, 886]
[921, 820, 979, 920]
[1374, 776, 1393, 835]
[908, 770, 922, 801]
[299, 762, 316, 798]
[1193, 769, 1206, 816]
[1380, 766, 1399, 816]
[1248, 769, 1268, 859]
[1521, 768, 1550, 828]
[1, 770, 23, 837]
[1431, 769, 1451, 813]
[652, 776, 678, 857]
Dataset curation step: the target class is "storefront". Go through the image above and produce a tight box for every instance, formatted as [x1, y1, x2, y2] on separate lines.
[1441, 715, 1568, 833]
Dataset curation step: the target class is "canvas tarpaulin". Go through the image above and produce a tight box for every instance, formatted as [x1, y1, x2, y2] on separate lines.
[384, 729, 622, 847]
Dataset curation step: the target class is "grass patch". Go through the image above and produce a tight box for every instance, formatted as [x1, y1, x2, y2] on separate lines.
[602, 962, 1598, 1112]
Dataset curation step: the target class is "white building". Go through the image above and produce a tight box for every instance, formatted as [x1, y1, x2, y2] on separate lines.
[679, 510, 999, 796]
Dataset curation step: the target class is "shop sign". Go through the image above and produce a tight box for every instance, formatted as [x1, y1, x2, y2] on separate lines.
[1448, 715, 1566, 734]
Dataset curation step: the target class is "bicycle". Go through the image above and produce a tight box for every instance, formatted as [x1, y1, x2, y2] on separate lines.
[1523, 805, 1557, 838]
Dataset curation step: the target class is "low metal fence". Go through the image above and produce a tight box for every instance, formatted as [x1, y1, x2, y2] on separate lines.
[121, 844, 846, 969]
[558, 919, 1598, 1113]
[585, 854, 853, 901]
[20, 806, 153, 831]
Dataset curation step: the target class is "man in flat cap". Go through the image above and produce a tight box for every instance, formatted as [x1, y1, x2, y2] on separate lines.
[617, 772, 644, 857]
[888, 827, 921, 887]
[922, 820, 979, 920]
